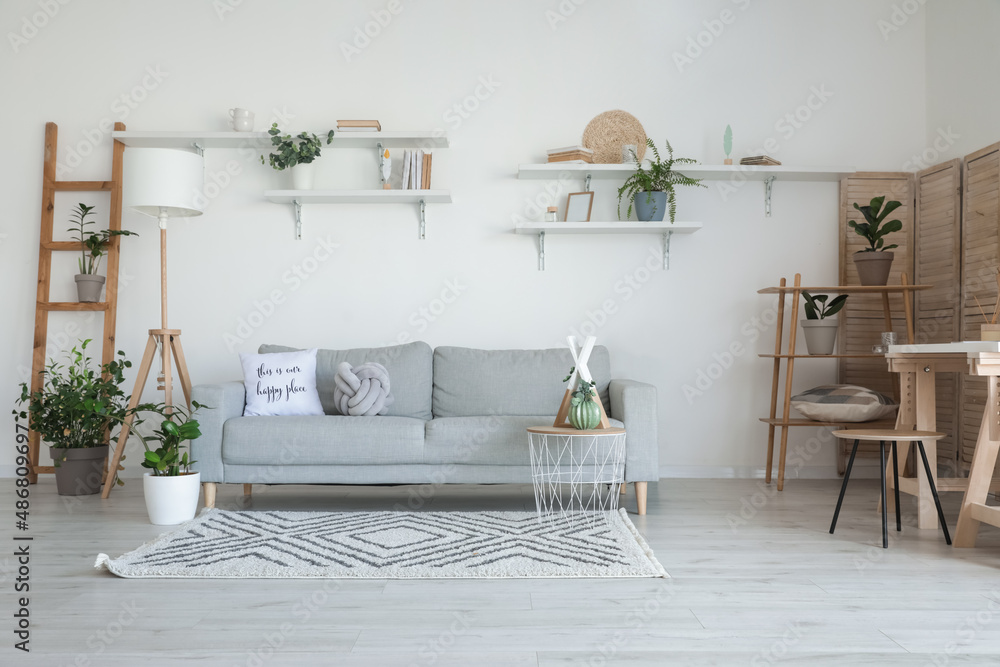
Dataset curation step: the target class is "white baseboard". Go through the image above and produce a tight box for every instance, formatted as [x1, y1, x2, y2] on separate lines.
[659, 464, 882, 480]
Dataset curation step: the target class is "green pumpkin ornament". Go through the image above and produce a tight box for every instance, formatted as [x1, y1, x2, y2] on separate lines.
[568, 379, 600, 430]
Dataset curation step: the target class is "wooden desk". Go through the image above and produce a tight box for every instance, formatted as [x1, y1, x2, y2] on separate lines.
[886, 342, 1000, 540]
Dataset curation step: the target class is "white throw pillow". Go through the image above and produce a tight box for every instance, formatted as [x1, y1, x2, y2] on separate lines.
[791, 384, 898, 423]
[240, 348, 325, 417]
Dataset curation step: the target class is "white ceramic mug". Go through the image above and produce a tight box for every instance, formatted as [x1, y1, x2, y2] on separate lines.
[229, 108, 254, 131]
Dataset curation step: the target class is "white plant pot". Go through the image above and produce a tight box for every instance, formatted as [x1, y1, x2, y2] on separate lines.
[143, 472, 201, 525]
[291, 162, 315, 190]
[801, 319, 840, 355]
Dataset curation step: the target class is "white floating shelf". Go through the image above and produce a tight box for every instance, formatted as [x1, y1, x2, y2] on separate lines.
[265, 190, 452, 205]
[514, 221, 701, 235]
[514, 221, 701, 271]
[265, 190, 452, 241]
[518, 163, 855, 181]
[112, 131, 270, 149]
[113, 130, 449, 150]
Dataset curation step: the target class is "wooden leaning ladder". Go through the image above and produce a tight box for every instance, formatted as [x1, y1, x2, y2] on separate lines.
[27, 121, 126, 484]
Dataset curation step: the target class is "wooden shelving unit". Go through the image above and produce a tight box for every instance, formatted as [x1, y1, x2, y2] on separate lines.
[759, 273, 932, 491]
[513, 221, 701, 271]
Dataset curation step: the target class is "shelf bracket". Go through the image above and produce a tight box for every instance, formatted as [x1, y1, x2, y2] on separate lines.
[538, 230, 546, 271]
[662, 231, 672, 270]
[418, 199, 426, 240]
[377, 141, 386, 188]
[584, 173, 592, 192]
[764, 176, 776, 217]
[293, 199, 302, 240]
[190, 142, 205, 157]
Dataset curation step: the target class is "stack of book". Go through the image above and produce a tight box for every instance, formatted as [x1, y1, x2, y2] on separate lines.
[400, 149, 433, 189]
[739, 155, 782, 166]
[546, 146, 594, 164]
[337, 119, 381, 132]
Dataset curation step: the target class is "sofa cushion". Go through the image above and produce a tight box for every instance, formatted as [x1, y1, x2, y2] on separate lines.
[222, 416, 425, 465]
[239, 348, 324, 417]
[260, 342, 432, 420]
[423, 416, 624, 466]
[431, 346, 612, 418]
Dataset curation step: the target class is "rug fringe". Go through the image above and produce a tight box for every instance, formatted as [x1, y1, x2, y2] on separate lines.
[617, 508, 668, 578]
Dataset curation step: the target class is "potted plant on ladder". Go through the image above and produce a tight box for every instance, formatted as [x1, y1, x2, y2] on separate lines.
[801, 291, 848, 355]
[260, 123, 335, 190]
[13, 340, 135, 495]
[617, 138, 705, 222]
[137, 401, 205, 525]
[848, 196, 903, 286]
[67, 203, 137, 303]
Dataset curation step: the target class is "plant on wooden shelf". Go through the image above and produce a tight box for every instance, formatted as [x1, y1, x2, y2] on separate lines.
[260, 123, 335, 190]
[617, 138, 705, 222]
[563, 368, 600, 430]
[12, 339, 135, 496]
[800, 291, 848, 355]
[67, 203, 137, 303]
[848, 196, 903, 286]
[136, 401, 205, 525]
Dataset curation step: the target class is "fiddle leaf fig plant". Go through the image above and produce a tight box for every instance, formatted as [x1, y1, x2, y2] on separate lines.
[617, 138, 705, 222]
[802, 291, 848, 320]
[848, 196, 903, 252]
[260, 123, 335, 170]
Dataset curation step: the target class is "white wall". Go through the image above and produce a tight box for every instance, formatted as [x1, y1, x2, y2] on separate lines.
[1, 0, 931, 479]
[926, 0, 1000, 159]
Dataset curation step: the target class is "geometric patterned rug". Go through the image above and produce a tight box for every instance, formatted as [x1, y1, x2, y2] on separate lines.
[95, 509, 666, 578]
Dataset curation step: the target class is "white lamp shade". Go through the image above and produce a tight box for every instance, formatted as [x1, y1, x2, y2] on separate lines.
[124, 148, 205, 218]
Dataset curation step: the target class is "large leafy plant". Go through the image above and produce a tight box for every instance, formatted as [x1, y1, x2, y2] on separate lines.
[260, 123, 335, 170]
[849, 196, 902, 252]
[13, 340, 134, 451]
[617, 138, 705, 222]
[67, 203, 137, 275]
[802, 292, 848, 320]
[137, 401, 203, 477]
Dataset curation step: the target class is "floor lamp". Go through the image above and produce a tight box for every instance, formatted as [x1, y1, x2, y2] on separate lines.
[101, 148, 204, 498]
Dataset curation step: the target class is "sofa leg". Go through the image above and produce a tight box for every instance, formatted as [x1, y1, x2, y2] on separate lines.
[203, 482, 217, 509]
[635, 482, 647, 515]
[620, 482, 628, 495]
[243, 483, 252, 497]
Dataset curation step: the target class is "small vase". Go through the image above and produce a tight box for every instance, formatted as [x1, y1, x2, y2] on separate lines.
[853, 251, 894, 286]
[290, 162, 316, 190]
[143, 471, 202, 525]
[49, 445, 108, 496]
[634, 191, 667, 222]
[801, 319, 840, 355]
[75, 274, 105, 302]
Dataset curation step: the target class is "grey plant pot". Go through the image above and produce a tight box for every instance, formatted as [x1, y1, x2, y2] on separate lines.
[49, 445, 109, 496]
[75, 274, 106, 302]
[634, 191, 667, 221]
[801, 319, 839, 355]
[853, 251, 894, 286]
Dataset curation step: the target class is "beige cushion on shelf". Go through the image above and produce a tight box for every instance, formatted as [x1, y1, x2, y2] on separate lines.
[790, 384, 898, 423]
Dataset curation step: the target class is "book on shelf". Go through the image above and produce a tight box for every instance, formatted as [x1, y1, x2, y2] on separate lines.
[739, 155, 782, 166]
[547, 153, 594, 163]
[397, 149, 433, 189]
[400, 149, 410, 189]
[422, 152, 433, 189]
[546, 145, 593, 156]
[337, 119, 382, 131]
[546, 145, 594, 163]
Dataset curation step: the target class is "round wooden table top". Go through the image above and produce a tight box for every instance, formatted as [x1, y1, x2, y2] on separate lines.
[527, 426, 626, 436]
[831, 428, 944, 441]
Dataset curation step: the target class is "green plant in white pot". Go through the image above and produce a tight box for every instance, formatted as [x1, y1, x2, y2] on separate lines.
[136, 401, 204, 525]
[848, 196, 903, 286]
[801, 291, 848, 355]
[260, 123, 335, 190]
[617, 138, 705, 222]
[12, 340, 135, 495]
[67, 203, 137, 302]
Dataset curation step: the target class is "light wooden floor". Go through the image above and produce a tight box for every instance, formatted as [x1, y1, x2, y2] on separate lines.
[7, 477, 1000, 665]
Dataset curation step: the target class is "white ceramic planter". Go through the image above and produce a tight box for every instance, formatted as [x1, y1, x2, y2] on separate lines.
[291, 162, 315, 190]
[143, 472, 201, 525]
[801, 319, 840, 355]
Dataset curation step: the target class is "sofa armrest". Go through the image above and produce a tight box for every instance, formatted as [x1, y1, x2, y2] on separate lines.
[609, 379, 659, 482]
[190, 382, 246, 482]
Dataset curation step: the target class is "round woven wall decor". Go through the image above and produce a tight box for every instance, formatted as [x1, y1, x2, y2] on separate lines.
[582, 110, 647, 164]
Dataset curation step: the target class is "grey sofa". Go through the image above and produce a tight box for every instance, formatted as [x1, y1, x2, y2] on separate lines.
[190, 342, 658, 513]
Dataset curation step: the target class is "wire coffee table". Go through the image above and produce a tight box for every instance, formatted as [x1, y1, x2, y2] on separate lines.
[526, 426, 627, 521]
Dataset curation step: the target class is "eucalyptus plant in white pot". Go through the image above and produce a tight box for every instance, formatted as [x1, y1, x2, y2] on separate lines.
[801, 291, 848, 355]
[260, 123, 335, 190]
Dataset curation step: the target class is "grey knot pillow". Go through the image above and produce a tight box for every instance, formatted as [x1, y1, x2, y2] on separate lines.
[791, 385, 898, 423]
[333, 362, 394, 416]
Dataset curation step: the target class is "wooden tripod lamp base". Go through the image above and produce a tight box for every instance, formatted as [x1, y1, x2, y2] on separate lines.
[100, 328, 192, 499]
